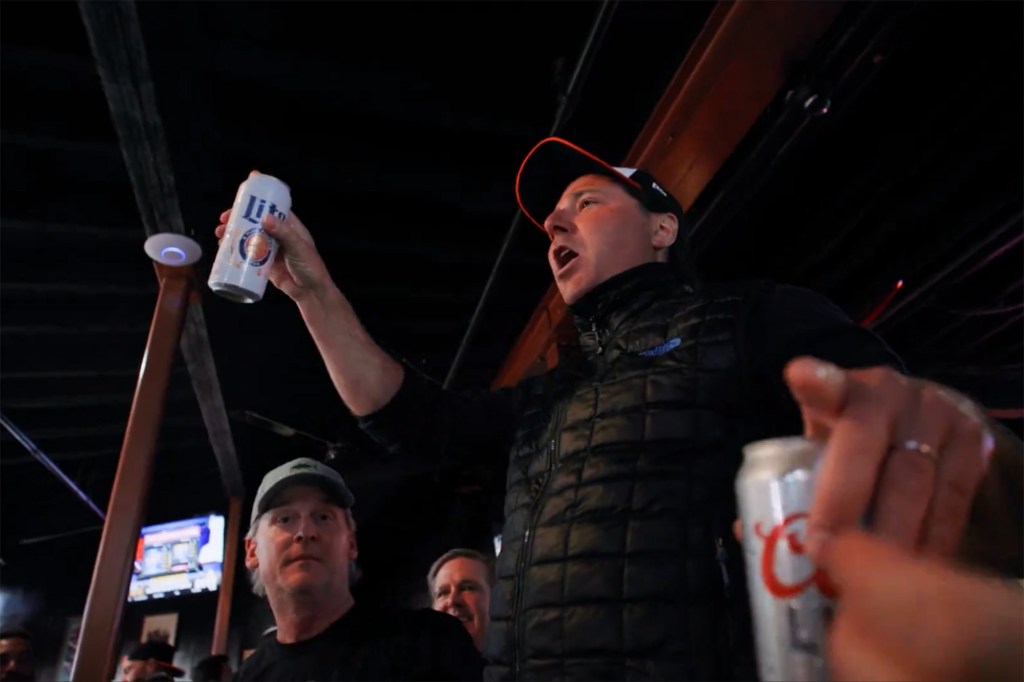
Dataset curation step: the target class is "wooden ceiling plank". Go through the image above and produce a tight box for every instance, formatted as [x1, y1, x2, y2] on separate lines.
[493, 0, 847, 389]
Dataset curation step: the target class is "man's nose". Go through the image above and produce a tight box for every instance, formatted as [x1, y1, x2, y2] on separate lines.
[294, 515, 319, 540]
[543, 208, 572, 235]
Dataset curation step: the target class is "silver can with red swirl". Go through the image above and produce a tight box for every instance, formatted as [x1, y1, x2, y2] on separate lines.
[736, 436, 834, 681]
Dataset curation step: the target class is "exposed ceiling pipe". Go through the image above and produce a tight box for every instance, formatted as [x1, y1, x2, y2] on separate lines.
[958, 311, 1024, 356]
[926, 300, 1024, 350]
[946, 232, 1024, 286]
[443, 0, 619, 389]
[930, 277, 1024, 346]
[0, 412, 105, 520]
[942, 302, 1024, 317]
[689, 1, 904, 257]
[19, 525, 104, 546]
[873, 209, 1022, 330]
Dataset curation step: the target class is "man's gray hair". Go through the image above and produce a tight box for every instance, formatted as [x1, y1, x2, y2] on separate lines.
[426, 548, 494, 598]
[246, 507, 360, 598]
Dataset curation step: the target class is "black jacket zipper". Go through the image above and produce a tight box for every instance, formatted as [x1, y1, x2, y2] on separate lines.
[511, 401, 565, 678]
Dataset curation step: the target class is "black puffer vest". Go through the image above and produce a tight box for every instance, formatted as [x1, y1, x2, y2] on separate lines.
[485, 264, 758, 681]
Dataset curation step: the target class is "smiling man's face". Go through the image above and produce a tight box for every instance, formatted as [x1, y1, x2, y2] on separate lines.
[244, 485, 357, 600]
[543, 174, 677, 304]
[431, 557, 491, 652]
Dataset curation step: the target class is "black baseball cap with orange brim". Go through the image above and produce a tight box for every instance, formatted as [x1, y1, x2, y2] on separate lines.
[514, 137, 686, 231]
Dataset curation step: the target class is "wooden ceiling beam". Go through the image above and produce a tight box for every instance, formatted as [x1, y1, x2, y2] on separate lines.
[492, 0, 847, 389]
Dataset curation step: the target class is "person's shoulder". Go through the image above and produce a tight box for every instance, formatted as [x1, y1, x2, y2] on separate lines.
[384, 606, 467, 638]
[234, 635, 276, 680]
[400, 609, 483, 678]
[735, 280, 906, 371]
[685, 277, 779, 303]
[757, 282, 851, 317]
[698, 278, 853, 325]
[343, 604, 448, 632]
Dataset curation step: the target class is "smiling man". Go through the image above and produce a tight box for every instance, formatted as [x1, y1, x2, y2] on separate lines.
[237, 457, 482, 681]
[427, 549, 493, 653]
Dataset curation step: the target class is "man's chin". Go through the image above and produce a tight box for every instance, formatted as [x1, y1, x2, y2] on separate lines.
[280, 571, 330, 595]
[281, 581, 323, 598]
[555, 275, 592, 305]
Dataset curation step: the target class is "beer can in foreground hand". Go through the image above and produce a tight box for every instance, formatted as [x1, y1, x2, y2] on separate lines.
[736, 436, 834, 682]
[208, 173, 291, 303]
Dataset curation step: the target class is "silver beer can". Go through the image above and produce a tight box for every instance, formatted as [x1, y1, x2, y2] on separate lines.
[208, 173, 291, 303]
[736, 436, 834, 682]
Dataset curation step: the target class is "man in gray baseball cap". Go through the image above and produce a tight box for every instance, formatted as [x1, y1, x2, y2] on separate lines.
[239, 457, 481, 681]
[248, 457, 355, 528]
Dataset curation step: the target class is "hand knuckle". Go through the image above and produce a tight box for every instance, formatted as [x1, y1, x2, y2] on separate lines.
[859, 366, 889, 388]
[933, 483, 970, 532]
[959, 418, 984, 445]
[917, 386, 951, 417]
[943, 476, 977, 516]
[888, 458, 934, 498]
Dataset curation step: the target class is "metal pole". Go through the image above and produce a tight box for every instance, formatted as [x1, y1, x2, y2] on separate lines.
[212, 496, 243, 655]
[443, 0, 618, 389]
[0, 413, 106, 519]
[71, 264, 193, 682]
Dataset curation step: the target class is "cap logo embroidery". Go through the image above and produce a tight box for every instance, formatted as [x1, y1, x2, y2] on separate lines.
[290, 462, 315, 472]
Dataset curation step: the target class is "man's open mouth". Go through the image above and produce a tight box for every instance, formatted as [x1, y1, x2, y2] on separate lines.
[553, 245, 579, 270]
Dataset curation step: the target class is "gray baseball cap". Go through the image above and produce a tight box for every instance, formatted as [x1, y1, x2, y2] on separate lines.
[250, 457, 355, 528]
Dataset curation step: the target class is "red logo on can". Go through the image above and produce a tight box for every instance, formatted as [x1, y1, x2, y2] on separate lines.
[238, 228, 273, 266]
[755, 513, 836, 599]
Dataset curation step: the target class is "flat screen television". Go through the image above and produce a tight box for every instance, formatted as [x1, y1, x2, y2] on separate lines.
[127, 514, 225, 602]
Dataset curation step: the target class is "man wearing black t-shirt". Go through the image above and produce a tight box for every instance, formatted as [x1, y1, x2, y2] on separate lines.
[237, 457, 482, 681]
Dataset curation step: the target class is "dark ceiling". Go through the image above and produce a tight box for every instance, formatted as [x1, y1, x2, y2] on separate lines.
[1, 0, 1021, 616]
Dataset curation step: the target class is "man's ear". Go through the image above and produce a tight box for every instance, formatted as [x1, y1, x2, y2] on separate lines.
[651, 212, 679, 251]
[244, 536, 259, 571]
[348, 533, 359, 562]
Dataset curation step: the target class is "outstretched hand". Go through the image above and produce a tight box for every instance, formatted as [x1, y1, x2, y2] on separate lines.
[784, 356, 995, 561]
[215, 171, 334, 303]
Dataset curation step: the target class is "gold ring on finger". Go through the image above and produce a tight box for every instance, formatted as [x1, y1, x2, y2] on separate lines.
[894, 438, 938, 461]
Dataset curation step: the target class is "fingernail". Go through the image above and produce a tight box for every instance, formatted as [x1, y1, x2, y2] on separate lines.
[806, 528, 831, 562]
[813, 361, 844, 385]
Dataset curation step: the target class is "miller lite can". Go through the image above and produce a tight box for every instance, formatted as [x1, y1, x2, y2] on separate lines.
[208, 173, 291, 303]
[736, 436, 834, 681]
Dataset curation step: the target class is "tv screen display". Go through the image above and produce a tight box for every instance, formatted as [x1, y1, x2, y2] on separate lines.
[128, 514, 225, 602]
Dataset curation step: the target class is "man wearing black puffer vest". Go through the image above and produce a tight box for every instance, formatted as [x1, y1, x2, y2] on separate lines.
[214, 138, 1020, 681]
